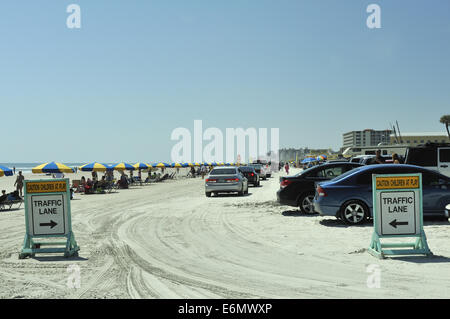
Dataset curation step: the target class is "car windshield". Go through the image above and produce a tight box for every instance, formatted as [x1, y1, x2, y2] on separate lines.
[210, 169, 237, 175]
[239, 167, 254, 172]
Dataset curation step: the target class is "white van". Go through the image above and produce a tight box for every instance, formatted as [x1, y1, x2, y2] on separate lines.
[404, 143, 450, 177]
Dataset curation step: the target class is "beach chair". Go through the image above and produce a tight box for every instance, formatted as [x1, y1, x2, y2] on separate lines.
[104, 180, 118, 193]
[160, 173, 170, 182]
[0, 199, 24, 211]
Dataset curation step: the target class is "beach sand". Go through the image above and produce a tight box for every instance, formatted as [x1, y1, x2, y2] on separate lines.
[1, 168, 450, 298]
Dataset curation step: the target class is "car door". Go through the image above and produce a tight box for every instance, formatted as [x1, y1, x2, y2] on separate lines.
[420, 170, 450, 214]
[438, 147, 450, 177]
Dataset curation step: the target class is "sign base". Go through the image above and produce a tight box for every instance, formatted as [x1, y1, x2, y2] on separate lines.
[368, 231, 432, 259]
[19, 231, 80, 259]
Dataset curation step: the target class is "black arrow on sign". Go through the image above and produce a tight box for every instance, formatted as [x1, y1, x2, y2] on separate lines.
[40, 220, 57, 229]
[389, 219, 408, 228]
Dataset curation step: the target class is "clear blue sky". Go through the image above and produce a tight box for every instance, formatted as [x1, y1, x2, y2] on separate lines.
[0, 1, 449, 162]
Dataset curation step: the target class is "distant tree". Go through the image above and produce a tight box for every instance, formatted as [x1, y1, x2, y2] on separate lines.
[440, 115, 450, 139]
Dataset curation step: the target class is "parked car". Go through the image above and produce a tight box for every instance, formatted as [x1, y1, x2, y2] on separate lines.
[277, 162, 363, 213]
[248, 163, 267, 180]
[314, 164, 450, 225]
[350, 155, 393, 165]
[205, 167, 248, 197]
[239, 166, 260, 187]
[404, 142, 450, 177]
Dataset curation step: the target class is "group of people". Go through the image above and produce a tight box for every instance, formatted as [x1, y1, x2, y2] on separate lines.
[189, 165, 210, 179]
[75, 170, 116, 194]
[371, 150, 403, 165]
[0, 189, 22, 204]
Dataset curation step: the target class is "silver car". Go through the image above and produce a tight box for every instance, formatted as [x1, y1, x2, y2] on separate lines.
[205, 167, 248, 197]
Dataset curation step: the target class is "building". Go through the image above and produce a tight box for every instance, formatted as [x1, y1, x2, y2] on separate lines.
[279, 148, 305, 162]
[279, 148, 335, 162]
[389, 132, 449, 147]
[343, 129, 392, 149]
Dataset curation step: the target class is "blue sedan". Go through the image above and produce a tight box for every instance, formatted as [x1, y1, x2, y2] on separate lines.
[313, 164, 450, 225]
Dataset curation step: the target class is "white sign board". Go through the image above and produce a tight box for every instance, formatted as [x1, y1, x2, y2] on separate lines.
[27, 194, 68, 236]
[376, 190, 420, 236]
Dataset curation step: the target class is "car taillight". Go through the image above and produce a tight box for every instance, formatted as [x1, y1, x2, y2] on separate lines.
[206, 179, 217, 183]
[225, 178, 239, 182]
[280, 180, 293, 188]
[250, 173, 254, 176]
[317, 185, 327, 197]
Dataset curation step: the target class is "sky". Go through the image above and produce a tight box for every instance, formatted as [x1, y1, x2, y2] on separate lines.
[0, 0, 449, 162]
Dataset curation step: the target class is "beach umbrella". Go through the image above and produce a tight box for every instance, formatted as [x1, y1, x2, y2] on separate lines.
[32, 162, 74, 174]
[152, 162, 170, 168]
[133, 162, 151, 170]
[112, 163, 135, 171]
[316, 155, 326, 161]
[0, 165, 13, 177]
[217, 162, 225, 166]
[79, 162, 113, 172]
[203, 162, 215, 167]
[171, 162, 184, 168]
[301, 158, 316, 164]
[209, 162, 218, 167]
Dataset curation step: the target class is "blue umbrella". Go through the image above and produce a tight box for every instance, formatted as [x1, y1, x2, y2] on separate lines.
[0, 165, 13, 177]
[301, 158, 316, 164]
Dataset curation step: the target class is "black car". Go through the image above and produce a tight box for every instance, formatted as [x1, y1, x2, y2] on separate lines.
[248, 164, 265, 180]
[277, 162, 363, 213]
[239, 166, 260, 187]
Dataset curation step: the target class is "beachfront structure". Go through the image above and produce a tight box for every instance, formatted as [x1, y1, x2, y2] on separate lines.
[279, 148, 334, 162]
[389, 132, 450, 147]
[342, 129, 392, 149]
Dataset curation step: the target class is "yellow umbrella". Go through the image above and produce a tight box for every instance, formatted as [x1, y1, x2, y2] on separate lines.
[32, 162, 74, 174]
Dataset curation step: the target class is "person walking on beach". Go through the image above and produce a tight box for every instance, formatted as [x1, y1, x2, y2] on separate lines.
[284, 163, 289, 175]
[200, 164, 207, 179]
[13, 166, 15, 175]
[14, 171, 25, 197]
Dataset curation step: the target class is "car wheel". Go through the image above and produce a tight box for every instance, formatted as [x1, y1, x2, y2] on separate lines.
[340, 200, 369, 225]
[298, 192, 316, 214]
[205, 192, 211, 197]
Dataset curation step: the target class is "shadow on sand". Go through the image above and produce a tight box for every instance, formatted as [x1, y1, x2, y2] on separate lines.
[281, 210, 319, 217]
[31, 255, 88, 262]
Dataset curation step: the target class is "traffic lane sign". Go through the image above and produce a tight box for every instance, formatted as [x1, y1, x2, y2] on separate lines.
[379, 191, 419, 236]
[29, 194, 67, 236]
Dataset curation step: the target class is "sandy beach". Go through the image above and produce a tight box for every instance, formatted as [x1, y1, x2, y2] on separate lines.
[1, 168, 450, 299]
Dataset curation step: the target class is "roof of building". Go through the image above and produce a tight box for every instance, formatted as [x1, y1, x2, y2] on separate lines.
[389, 132, 448, 137]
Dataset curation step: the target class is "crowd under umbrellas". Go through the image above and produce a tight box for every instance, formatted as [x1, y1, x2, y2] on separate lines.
[0, 161, 249, 201]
